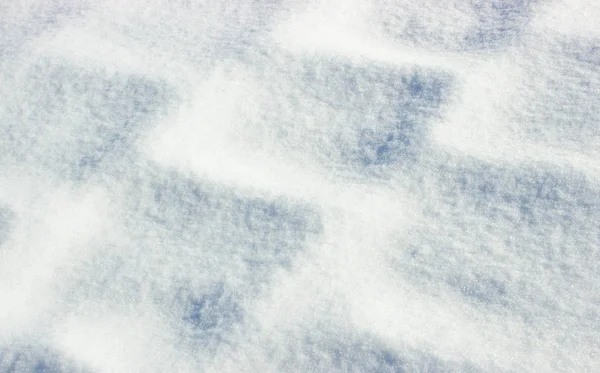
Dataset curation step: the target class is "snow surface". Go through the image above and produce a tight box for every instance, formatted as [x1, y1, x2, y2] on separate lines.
[1, 1, 599, 372]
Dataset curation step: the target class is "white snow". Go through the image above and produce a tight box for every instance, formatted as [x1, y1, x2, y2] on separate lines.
[1, 1, 599, 372]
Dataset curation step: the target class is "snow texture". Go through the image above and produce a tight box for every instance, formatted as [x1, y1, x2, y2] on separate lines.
[1, 1, 599, 372]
